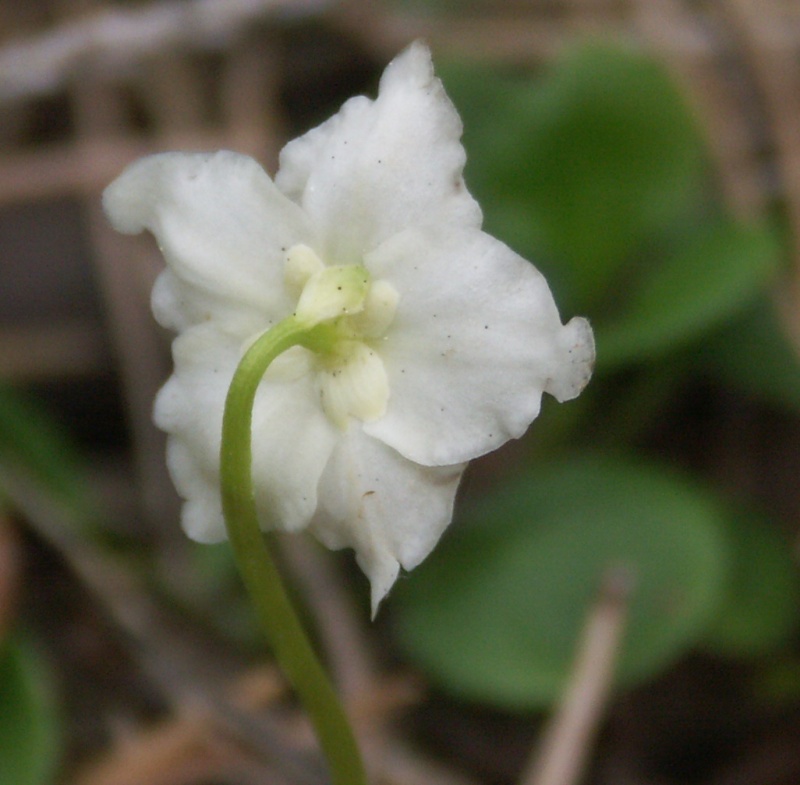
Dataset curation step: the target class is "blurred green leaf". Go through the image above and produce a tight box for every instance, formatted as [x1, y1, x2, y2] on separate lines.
[442, 43, 705, 309]
[702, 296, 800, 413]
[0, 635, 59, 785]
[395, 455, 728, 710]
[596, 221, 779, 369]
[703, 511, 799, 657]
[0, 383, 91, 520]
[756, 657, 800, 702]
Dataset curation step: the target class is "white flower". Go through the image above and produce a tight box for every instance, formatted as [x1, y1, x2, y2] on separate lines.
[103, 41, 594, 613]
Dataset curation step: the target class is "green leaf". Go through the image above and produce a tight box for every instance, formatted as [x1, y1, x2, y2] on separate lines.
[703, 511, 799, 657]
[442, 43, 705, 309]
[596, 220, 780, 369]
[0, 383, 92, 520]
[395, 455, 729, 710]
[0, 635, 60, 785]
[701, 296, 800, 413]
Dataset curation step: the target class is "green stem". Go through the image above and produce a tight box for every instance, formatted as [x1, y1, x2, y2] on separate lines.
[220, 316, 367, 785]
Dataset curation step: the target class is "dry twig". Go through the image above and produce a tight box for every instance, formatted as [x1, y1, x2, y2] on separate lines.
[723, 0, 800, 353]
[633, 0, 770, 220]
[0, 0, 329, 103]
[519, 567, 634, 785]
[0, 461, 326, 785]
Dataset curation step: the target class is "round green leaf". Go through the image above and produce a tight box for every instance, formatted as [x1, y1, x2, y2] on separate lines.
[394, 455, 729, 710]
[442, 44, 705, 309]
[0, 635, 60, 785]
[703, 511, 799, 657]
[596, 220, 779, 369]
[508, 45, 703, 294]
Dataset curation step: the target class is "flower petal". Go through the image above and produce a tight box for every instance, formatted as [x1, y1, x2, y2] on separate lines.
[165, 436, 225, 542]
[103, 151, 314, 333]
[154, 323, 338, 541]
[251, 366, 339, 533]
[309, 428, 465, 615]
[318, 341, 389, 428]
[363, 227, 595, 466]
[275, 41, 481, 263]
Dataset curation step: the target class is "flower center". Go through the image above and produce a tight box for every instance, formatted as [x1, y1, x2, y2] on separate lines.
[284, 244, 398, 429]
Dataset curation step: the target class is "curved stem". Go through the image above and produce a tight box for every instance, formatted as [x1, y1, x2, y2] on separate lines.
[220, 316, 367, 785]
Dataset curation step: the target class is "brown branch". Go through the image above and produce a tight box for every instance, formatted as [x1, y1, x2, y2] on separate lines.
[723, 0, 800, 348]
[0, 461, 326, 785]
[0, 132, 242, 208]
[331, 1, 734, 65]
[74, 667, 291, 785]
[70, 56, 184, 537]
[633, 0, 770, 220]
[0, 319, 106, 382]
[0, 0, 330, 103]
[519, 567, 634, 785]
[276, 535, 378, 703]
[220, 32, 285, 171]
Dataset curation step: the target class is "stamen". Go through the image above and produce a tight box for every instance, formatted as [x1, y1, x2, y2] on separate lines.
[282, 248, 394, 428]
[284, 244, 325, 298]
[294, 265, 370, 326]
[349, 279, 399, 338]
[319, 342, 390, 429]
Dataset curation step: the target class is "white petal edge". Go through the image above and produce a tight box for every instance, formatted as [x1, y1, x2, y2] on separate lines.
[154, 323, 339, 541]
[103, 150, 314, 332]
[275, 41, 482, 264]
[362, 226, 595, 466]
[309, 428, 465, 616]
